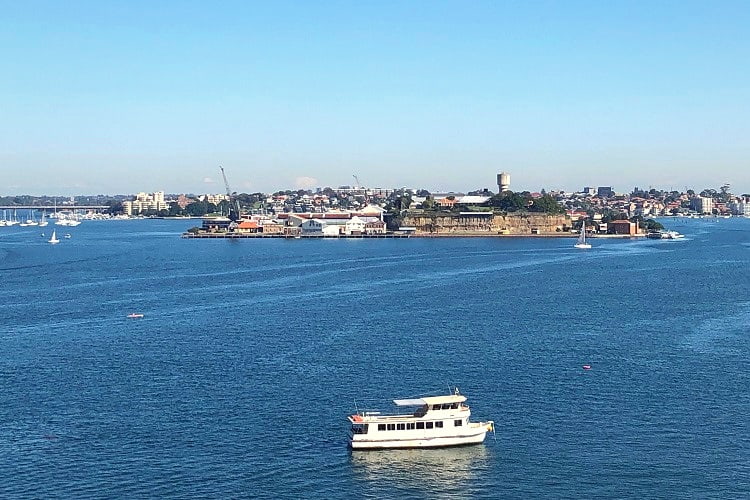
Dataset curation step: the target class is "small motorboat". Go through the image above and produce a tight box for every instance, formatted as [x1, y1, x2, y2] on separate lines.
[127, 313, 144, 319]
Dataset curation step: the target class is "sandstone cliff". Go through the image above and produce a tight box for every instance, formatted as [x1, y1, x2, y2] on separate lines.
[402, 212, 571, 235]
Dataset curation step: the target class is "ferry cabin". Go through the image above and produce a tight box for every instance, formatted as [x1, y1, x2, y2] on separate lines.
[348, 393, 493, 450]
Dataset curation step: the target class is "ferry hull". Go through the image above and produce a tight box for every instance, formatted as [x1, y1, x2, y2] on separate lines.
[350, 429, 488, 450]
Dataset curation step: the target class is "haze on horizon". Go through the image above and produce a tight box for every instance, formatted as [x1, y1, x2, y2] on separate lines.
[1, 1, 749, 197]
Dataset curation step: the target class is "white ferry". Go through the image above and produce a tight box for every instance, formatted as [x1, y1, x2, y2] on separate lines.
[348, 389, 494, 450]
[646, 230, 684, 239]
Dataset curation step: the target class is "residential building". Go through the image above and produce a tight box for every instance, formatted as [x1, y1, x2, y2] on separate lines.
[729, 200, 750, 216]
[201, 194, 229, 205]
[691, 196, 714, 214]
[122, 191, 170, 215]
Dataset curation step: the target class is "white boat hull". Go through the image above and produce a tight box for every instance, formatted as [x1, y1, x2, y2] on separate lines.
[351, 426, 490, 450]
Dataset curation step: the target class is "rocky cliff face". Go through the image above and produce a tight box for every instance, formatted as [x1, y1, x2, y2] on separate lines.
[402, 212, 571, 234]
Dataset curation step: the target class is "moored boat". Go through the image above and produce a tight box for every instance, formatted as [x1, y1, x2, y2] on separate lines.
[348, 389, 493, 450]
[647, 230, 684, 239]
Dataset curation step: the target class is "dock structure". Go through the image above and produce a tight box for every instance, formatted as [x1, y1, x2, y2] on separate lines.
[181, 232, 410, 239]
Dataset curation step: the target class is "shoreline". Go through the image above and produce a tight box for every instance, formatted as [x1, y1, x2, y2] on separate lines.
[181, 232, 647, 239]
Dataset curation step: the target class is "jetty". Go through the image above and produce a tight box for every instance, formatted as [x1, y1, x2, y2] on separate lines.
[181, 232, 409, 239]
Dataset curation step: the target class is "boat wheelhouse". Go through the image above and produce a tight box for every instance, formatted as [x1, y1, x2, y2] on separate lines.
[348, 389, 494, 450]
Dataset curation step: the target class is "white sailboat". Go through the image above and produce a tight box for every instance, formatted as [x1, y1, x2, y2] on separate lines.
[38, 211, 49, 227]
[48, 229, 60, 244]
[574, 224, 591, 249]
[20, 210, 38, 227]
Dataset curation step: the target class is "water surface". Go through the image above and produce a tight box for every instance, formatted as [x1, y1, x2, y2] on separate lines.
[1, 218, 748, 498]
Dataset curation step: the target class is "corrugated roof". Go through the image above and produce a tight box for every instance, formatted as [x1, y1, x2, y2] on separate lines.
[458, 195, 491, 204]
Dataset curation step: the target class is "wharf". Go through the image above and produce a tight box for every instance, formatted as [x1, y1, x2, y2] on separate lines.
[182, 232, 645, 239]
[181, 232, 409, 239]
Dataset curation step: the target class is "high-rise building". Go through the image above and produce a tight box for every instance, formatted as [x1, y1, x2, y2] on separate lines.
[729, 199, 750, 216]
[122, 191, 171, 215]
[691, 196, 714, 214]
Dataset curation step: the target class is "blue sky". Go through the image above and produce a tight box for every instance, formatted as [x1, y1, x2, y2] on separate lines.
[1, 1, 749, 195]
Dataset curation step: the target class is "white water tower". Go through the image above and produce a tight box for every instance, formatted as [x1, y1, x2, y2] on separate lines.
[497, 172, 511, 192]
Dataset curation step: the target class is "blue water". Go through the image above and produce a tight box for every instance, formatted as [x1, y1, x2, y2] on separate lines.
[1, 218, 748, 498]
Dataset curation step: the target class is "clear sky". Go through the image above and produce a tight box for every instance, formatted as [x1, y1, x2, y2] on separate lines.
[1, 0, 749, 196]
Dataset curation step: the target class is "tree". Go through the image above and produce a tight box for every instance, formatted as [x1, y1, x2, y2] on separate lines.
[393, 194, 412, 211]
[168, 202, 184, 217]
[601, 210, 628, 223]
[489, 191, 526, 212]
[186, 200, 212, 216]
[105, 200, 124, 215]
[719, 184, 732, 202]
[384, 212, 403, 231]
[528, 194, 565, 214]
[641, 218, 664, 231]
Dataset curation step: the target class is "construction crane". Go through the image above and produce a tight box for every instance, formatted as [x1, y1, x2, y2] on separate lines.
[219, 166, 241, 223]
[352, 174, 369, 204]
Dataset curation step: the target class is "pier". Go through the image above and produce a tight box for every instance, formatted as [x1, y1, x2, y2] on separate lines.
[181, 232, 410, 239]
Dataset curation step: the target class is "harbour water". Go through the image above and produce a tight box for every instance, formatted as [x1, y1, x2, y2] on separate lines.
[1, 218, 748, 498]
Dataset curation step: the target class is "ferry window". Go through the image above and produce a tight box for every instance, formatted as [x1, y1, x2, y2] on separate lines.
[435, 421, 443, 428]
[432, 405, 441, 411]
[454, 419, 462, 427]
[397, 423, 406, 430]
[442, 404, 451, 410]
[387, 423, 396, 431]
[351, 424, 369, 434]
[426, 422, 434, 429]
[407, 423, 416, 430]
[450, 403, 458, 409]
[378, 424, 386, 431]
[416, 422, 425, 429]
